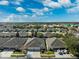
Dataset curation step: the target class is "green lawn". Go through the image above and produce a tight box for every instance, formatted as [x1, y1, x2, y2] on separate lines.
[41, 51, 55, 57]
[45, 51, 54, 54]
[11, 51, 25, 57]
[13, 51, 24, 54]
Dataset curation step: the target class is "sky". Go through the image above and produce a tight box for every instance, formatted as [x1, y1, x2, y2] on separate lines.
[0, 0, 79, 22]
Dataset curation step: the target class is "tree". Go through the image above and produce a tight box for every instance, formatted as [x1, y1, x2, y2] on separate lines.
[28, 32, 32, 37]
[33, 25, 41, 32]
[44, 38, 47, 51]
[37, 32, 43, 38]
[16, 32, 19, 37]
[74, 42, 79, 57]
[53, 33, 64, 38]
[63, 33, 79, 56]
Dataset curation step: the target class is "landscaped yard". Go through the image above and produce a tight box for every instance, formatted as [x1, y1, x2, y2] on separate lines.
[41, 51, 55, 57]
[11, 51, 25, 57]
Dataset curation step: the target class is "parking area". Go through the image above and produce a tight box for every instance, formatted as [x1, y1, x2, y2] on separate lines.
[55, 52, 73, 58]
[54, 49, 73, 58]
[0, 50, 13, 57]
[27, 51, 41, 58]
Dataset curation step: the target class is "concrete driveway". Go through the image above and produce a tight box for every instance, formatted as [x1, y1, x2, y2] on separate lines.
[0, 50, 13, 57]
[27, 51, 41, 58]
[54, 52, 73, 58]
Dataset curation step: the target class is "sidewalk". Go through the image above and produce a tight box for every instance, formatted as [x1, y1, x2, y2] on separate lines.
[0, 50, 13, 57]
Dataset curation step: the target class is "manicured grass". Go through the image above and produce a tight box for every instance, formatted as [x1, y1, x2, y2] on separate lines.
[11, 54, 25, 57]
[41, 54, 55, 57]
[41, 51, 54, 54]
[13, 51, 24, 54]
[45, 51, 54, 54]
[11, 51, 25, 57]
[41, 51, 55, 57]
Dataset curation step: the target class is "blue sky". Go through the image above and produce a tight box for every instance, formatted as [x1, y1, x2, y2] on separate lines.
[0, 0, 79, 22]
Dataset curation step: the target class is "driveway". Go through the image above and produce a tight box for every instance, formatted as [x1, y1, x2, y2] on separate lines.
[54, 52, 73, 58]
[27, 51, 41, 58]
[0, 50, 13, 57]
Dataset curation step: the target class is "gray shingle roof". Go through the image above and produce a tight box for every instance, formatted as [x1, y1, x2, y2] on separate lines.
[0, 38, 10, 47]
[23, 38, 45, 49]
[1, 37, 27, 49]
[46, 38, 67, 50]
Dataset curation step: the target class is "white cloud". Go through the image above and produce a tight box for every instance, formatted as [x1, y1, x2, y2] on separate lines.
[31, 9, 43, 16]
[58, 0, 71, 4]
[32, 14, 36, 18]
[42, 0, 61, 8]
[0, 1, 9, 5]
[66, 0, 79, 13]
[2, 14, 29, 22]
[41, 0, 74, 8]
[31, 7, 49, 16]
[24, 15, 28, 17]
[76, 0, 79, 2]
[16, 7, 25, 12]
[10, 0, 23, 5]
[43, 7, 49, 11]
[67, 0, 79, 14]
[14, 0, 23, 5]
[3, 14, 15, 22]
[75, 0, 79, 6]
[58, 0, 72, 7]
[16, 0, 23, 2]
[11, 1, 21, 5]
[67, 6, 79, 13]
[36, 12, 44, 16]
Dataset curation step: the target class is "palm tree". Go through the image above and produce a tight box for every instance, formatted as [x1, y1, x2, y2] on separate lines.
[16, 32, 19, 37]
[44, 38, 47, 51]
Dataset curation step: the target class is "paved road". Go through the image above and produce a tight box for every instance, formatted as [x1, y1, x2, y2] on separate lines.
[0, 57, 78, 59]
[0, 50, 13, 57]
